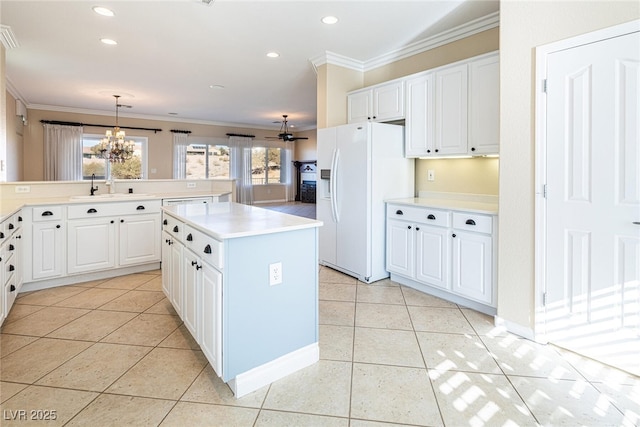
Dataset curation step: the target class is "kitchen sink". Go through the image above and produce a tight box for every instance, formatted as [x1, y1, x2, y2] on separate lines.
[69, 193, 155, 200]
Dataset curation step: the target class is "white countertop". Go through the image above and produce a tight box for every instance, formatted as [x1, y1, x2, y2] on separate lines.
[387, 197, 498, 215]
[164, 202, 323, 239]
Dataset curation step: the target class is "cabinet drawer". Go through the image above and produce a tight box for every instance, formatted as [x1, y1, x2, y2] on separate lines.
[118, 200, 162, 215]
[452, 212, 492, 234]
[387, 204, 450, 227]
[184, 225, 223, 270]
[68, 200, 162, 219]
[32, 206, 63, 221]
[162, 214, 184, 242]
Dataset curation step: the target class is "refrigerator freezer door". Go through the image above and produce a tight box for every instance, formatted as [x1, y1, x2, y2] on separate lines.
[317, 127, 337, 267]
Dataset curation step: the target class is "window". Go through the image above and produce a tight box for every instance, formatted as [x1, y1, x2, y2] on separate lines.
[82, 134, 147, 180]
[251, 146, 282, 185]
[186, 143, 230, 179]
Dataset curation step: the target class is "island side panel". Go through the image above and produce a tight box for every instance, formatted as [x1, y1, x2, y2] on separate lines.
[222, 227, 319, 382]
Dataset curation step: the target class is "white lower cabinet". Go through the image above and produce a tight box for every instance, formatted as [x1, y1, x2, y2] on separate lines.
[387, 203, 497, 312]
[182, 248, 200, 340]
[170, 238, 183, 317]
[31, 216, 65, 281]
[68, 218, 116, 274]
[199, 261, 222, 376]
[118, 214, 161, 266]
[1, 212, 23, 325]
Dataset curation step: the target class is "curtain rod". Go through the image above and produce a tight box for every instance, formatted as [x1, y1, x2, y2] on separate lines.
[170, 129, 191, 134]
[40, 120, 162, 133]
[226, 132, 255, 138]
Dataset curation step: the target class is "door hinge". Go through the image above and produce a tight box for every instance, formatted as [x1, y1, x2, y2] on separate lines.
[543, 79, 548, 93]
[542, 292, 547, 306]
[543, 184, 548, 198]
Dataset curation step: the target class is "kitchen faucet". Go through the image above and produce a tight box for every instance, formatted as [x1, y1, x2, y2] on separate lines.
[90, 173, 98, 196]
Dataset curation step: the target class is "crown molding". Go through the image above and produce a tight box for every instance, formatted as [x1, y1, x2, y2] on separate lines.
[310, 11, 499, 72]
[0, 25, 19, 49]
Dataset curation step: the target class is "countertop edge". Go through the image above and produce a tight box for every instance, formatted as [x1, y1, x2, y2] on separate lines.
[386, 197, 499, 215]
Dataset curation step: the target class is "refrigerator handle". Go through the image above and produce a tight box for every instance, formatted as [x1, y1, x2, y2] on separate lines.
[331, 148, 340, 223]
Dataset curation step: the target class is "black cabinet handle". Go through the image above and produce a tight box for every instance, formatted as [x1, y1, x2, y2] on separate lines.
[9, 265, 15, 272]
[168, 240, 173, 245]
[186, 233, 193, 241]
[163, 219, 168, 225]
[426, 149, 431, 153]
[16, 235, 21, 239]
[173, 225, 179, 232]
[204, 244, 212, 254]
[191, 260, 198, 266]
[120, 219, 125, 223]
[427, 214, 436, 220]
[407, 225, 412, 230]
[56, 224, 61, 229]
[452, 233, 457, 238]
[42, 211, 53, 216]
[416, 227, 420, 231]
[0, 232, 4, 238]
[435, 149, 439, 153]
[136, 205, 145, 210]
[18, 216, 22, 222]
[87, 208, 98, 214]
[395, 210, 403, 215]
[8, 223, 14, 230]
[9, 244, 14, 251]
[465, 219, 476, 226]
[10, 285, 16, 292]
[110, 220, 115, 224]
[471, 147, 476, 152]
[195, 264, 202, 270]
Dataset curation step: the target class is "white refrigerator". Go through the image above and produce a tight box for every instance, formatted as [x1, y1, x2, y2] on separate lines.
[317, 122, 414, 283]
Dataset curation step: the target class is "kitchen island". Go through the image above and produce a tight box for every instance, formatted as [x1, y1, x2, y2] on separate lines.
[161, 202, 322, 397]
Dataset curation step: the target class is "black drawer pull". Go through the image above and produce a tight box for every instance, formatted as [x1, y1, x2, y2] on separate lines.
[191, 260, 198, 266]
[204, 244, 212, 254]
[10, 285, 16, 292]
[18, 216, 22, 222]
[9, 244, 14, 251]
[56, 224, 61, 229]
[163, 219, 168, 225]
[186, 233, 193, 241]
[8, 223, 14, 230]
[87, 208, 98, 214]
[465, 219, 476, 226]
[42, 211, 53, 216]
[173, 225, 179, 232]
[9, 265, 15, 272]
[0, 232, 4, 238]
[452, 233, 457, 238]
[195, 264, 202, 270]
[136, 205, 145, 210]
[395, 210, 404, 215]
[427, 214, 436, 220]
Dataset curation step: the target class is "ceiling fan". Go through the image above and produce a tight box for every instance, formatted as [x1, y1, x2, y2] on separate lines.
[267, 115, 309, 142]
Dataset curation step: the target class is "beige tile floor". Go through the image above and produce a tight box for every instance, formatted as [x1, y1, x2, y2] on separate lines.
[1, 267, 639, 426]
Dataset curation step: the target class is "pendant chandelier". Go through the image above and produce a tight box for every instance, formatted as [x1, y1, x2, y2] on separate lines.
[99, 95, 135, 163]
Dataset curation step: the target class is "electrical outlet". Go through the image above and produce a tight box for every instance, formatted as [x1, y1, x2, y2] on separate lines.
[427, 170, 435, 181]
[15, 185, 31, 193]
[269, 262, 282, 286]
[187, 182, 196, 188]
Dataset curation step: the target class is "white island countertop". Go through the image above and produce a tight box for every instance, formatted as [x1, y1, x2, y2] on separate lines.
[386, 197, 498, 215]
[163, 202, 322, 240]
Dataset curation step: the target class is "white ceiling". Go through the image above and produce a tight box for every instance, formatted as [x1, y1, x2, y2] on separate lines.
[1, 0, 499, 132]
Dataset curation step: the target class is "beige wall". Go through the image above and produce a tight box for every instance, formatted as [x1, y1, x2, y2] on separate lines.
[498, 1, 639, 331]
[416, 158, 499, 196]
[293, 128, 317, 162]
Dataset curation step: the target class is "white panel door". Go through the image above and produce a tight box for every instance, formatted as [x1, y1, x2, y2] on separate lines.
[386, 219, 414, 277]
[67, 218, 115, 274]
[435, 63, 468, 155]
[545, 30, 640, 375]
[118, 214, 161, 266]
[201, 262, 222, 377]
[416, 225, 450, 289]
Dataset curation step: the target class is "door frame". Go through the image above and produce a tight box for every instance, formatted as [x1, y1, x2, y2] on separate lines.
[533, 19, 640, 343]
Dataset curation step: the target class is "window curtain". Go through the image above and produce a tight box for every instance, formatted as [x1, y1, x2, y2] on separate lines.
[283, 140, 295, 201]
[229, 136, 253, 205]
[173, 132, 189, 179]
[43, 124, 83, 181]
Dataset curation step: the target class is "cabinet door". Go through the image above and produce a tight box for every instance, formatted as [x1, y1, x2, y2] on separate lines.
[386, 219, 414, 278]
[415, 225, 449, 289]
[118, 214, 161, 266]
[170, 240, 183, 317]
[161, 231, 172, 299]
[404, 74, 434, 157]
[347, 90, 372, 123]
[31, 222, 65, 280]
[469, 54, 499, 155]
[183, 249, 201, 342]
[201, 262, 223, 376]
[451, 231, 492, 304]
[435, 63, 468, 155]
[67, 218, 116, 274]
[373, 81, 404, 121]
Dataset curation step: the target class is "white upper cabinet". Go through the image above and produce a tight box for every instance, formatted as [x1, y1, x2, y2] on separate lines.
[404, 73, 435, 157]
[347, 80, 404, 123]
[435, 63, 469, 156]
[468, 53, 500, 155]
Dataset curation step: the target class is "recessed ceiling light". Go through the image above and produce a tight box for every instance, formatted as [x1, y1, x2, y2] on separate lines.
[93, 6, 114, 17]
[100, 38, 117, 45]
[321, 16, 338, 25]
[209, 84, 225, 89]
[168, 112, 178, 115]
[266, 52, 280, 58]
